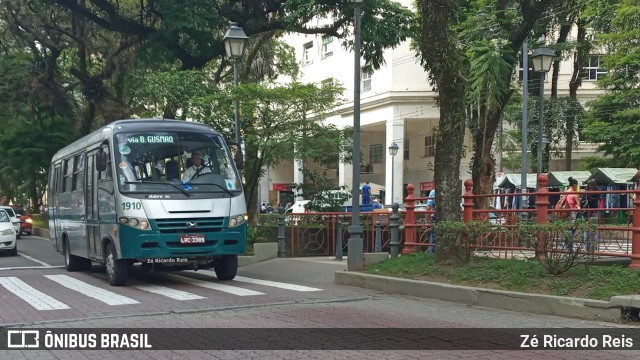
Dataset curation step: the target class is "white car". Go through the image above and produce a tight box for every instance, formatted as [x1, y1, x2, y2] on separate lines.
[0, 209, 17, 256]
[0, 206, 20, 239]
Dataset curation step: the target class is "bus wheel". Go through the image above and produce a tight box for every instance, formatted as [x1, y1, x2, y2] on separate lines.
[213, 255, 238, 280]
[64, 239, 91, 271]
[105, 242, 128, 286]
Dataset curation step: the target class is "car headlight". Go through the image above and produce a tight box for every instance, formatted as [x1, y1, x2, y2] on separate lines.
[229, 214, 247, 228]
[1, 229, 14, 236]
[25, 218, 33, 223]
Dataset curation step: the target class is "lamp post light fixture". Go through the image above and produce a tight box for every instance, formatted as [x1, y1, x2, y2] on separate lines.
[530, 46, 555, 180]
[223, 22, 249, 148]
[347, 0, 364, 272]
[388, 142, 399, 204]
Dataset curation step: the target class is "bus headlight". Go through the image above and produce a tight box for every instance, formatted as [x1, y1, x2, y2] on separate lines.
[229, 214, 247, 228]
[119, 217, 151, 230]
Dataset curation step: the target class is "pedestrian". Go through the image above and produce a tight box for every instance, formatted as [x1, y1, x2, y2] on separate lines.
[362, 181, 371, 205]
[426, 188, 436, 254]
[563, 177, 581, 251]
[582, 179, 601, 252]
[372, 199, 382, 210]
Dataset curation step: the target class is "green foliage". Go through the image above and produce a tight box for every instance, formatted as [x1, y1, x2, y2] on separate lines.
[575, 156, 620, 171]
[246, 225, 268, 252]
[367, 253, 640, 300]
[430, 220, 598, 275]
[292, 169, 351, 212]
[432, 220, 497, 265]
[466, 39, 514, 111]
[582, 0, 640, 165]
[502, 96, 585, 170]
[515, 221, 598, 275]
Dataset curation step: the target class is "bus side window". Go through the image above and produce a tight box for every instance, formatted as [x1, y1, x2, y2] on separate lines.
[72, 153, 85, 191]
[63, 158, 73, 193]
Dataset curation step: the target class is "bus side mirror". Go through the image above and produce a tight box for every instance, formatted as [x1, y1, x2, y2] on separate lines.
[96, 149, 107, 171]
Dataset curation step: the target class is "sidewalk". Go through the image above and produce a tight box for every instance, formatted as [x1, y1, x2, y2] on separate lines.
[334, 269, 640, 324]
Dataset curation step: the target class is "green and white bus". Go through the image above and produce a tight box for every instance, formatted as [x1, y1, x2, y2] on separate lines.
[47, 119, 247, 286]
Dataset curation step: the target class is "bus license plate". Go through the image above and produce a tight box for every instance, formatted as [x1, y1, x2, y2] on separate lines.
[180, 234, 205, 244]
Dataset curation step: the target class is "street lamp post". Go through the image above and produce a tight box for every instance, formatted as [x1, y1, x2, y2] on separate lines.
[530, 47, 555, 181]
[223, 23, 249, 148]
[347, 0, 364, 271]
[388, 142, 399, 204]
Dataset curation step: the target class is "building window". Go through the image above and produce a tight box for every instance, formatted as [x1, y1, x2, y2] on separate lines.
[424, 135, 436, 157]
[369, 144, 383, 164]
[321, 78, 334, 88]
[404, 139, 410, 160]
[586, 55, 606, 81]
[303, 42, 313, 65]
[362, 69, 372, 92]
[321, 35, 333, 59]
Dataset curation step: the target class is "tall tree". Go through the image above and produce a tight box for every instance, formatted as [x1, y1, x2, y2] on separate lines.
[582, 0, 640, 165]
[415, 0, 467, 229]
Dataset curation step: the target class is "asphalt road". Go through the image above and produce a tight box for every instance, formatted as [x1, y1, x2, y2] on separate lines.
[0, 236, 639, 359]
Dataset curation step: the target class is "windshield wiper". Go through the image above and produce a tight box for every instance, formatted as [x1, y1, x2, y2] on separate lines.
[124, 181, 192, 197]
[184, 182, 235, 196]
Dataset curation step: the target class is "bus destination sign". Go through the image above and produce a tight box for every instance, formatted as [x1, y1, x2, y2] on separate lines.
[127, 134, 176, 144]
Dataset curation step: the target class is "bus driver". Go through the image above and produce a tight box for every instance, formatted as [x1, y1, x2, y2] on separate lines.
[182, 151, 212, 181]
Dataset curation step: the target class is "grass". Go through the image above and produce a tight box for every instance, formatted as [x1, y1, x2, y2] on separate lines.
[366, 254, 640, 301]
[31, 214, 48, 229]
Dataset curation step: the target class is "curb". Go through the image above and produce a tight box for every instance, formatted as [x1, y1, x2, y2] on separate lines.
[335, 271, 623, 323]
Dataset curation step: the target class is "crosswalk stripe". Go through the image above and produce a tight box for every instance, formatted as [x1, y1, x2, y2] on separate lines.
[166, 274, 264, 296]
[130, 283, 205, 300]
[0, 277, 70, 311]
[193, 270, 323, 292]
[44, 275, 139, 305]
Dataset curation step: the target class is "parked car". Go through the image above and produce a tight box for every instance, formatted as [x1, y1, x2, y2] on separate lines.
[12, 207, 33, 236]
[0, 206, 21, 239]
[0, 209, 17, 256]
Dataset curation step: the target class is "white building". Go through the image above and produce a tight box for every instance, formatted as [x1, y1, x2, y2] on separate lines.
[259, 5, 607, 207]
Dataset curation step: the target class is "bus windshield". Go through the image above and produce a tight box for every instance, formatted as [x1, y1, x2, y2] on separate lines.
[114, 131, 241, 195]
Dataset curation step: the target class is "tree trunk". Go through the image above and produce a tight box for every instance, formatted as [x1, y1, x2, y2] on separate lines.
[416, 0, 467, 263]
[471, 108, 501, 209]
[551, 22, 572, 98]
[566, 18, 588, 170]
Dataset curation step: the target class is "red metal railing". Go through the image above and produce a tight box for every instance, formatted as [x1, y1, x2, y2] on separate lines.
[401, 173, 640, 268]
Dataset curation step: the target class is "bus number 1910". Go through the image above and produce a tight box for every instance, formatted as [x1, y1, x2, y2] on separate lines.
[122, 201, 142, 210]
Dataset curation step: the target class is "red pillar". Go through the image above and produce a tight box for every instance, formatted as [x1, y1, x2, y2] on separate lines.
[402, 183, 417, 254]
[463, 179, 473, 223]
[630, 171, 640, 268]
[535, 173, 549, 259]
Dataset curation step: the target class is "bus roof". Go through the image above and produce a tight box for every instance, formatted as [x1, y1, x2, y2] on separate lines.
[51, 119, 219, 163]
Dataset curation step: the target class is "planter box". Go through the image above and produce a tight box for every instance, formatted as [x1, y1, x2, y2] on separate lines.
[33, 227, 50, 238]
[239, 242, 278, 267]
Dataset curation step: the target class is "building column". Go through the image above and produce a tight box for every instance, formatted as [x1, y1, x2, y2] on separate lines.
[259, 167, 270, 205]
[385, 119, 405, 204]
[293, 158, 304, 200]
[339, 162, 351, 190]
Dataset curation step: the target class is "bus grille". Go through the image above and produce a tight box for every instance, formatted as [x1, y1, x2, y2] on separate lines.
[154, 217, 225, 234]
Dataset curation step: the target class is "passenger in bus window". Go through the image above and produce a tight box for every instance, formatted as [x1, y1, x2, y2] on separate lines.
[182, 151, 212, 181]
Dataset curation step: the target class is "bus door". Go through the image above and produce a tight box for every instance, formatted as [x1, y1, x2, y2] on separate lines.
[86, 151, 101, 258]
[51, 163, 62, 252]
